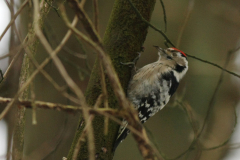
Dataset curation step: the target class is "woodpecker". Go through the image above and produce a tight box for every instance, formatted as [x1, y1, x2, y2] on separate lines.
[113, 46, 188, 151]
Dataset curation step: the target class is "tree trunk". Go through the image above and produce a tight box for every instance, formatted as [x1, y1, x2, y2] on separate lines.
[12, 2, 53, 159]
[67, 0, 156, 159]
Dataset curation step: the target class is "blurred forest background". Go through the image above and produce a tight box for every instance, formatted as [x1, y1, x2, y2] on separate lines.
[0, 0, 240, 160]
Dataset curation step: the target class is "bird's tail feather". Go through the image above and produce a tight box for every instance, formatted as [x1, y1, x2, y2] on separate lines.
[112, 128, 130, 152]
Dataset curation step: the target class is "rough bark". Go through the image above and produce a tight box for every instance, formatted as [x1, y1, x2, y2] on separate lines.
[12, 1, 53, 159]
[67, 0, 156, 159]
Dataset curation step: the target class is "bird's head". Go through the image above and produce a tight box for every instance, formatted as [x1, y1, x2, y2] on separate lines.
[154, 46, 188, 68]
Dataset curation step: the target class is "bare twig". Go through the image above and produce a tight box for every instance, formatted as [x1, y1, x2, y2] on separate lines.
[72, 94, 102, 160]
[128, 0, 174, 47]
[0, 70, 3, 83]
[59, 55, 90, 77]
[178, 101, 198, 137]
[0, 0, 28, 41]
[74, 34, 92, 71]
[99, 59, 109, 135]
[3, 45, 23, 78]
[82, 107, 95, 160]
[72, 114, 95, 160]
[201, 106, 237, 151]
[63, 48, 87, 59]
[0, 97, 95, 112]
[33, 1, 96, 159]
[176, 0, 194, 48]
[33, 0, 85, 103]
[26, 45, 82, 104]
[93, 0, 99, 32]
[171, 48, 239, 159]
[44, 0, 60, 17]
[40, 116, 68, 160]
[0, 2, 78, 120]
[187, 54, 240, 78]
[30, 82, 37, 125]
[0, 95, 162, 152]
[198, 48, 237, 138]
[68, 0, 101, 43]
[80, 0, 87, 7]
[60, 4, 129, 111]
[24, 15, 82, 104]
[0, 96, 142, 138]
[3, 0, 28, 79]
[159, 0, 167, 32]
[0, 1, 55, 121]
[156, 101, 200, 160]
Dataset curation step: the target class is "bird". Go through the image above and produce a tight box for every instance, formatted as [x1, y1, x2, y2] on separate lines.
[113, 46, 188, 151]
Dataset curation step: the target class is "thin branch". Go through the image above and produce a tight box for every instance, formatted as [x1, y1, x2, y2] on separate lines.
[93, 0, 99, 33]
[82, 107, 95, 160]
[176, 0, 194, 48]
[68, 0, 101, 43]
[32, 59, 82, 104]
[0, 0, 29, 41]
[0, 96, 116, 115]
[26, 45, 82, 104]
[33, 1, 85, 104]
[0, 52, 11, 60]
[198, 48, 237, 138]
[178, 101, 198, 137]
[41, 116, 68, 160]
[201, 106, 237, 151]
[80, 0, 87, 7]
[44, 19, 88, 59]
[0, 95, 162, 152]
[60, 4, 129, 111]
[74, 35, 92, 71]
[127, 0, 174, 47]
[73, 114, 95, 160]
[0, 4, 51, 121]
[30, 82, 37, 125]
[72, 95, 102, 160]
[0, 70, 3, 83]
[159, 0, 167, 32]
[187, 54, 240, 78]
[59, 55, 90, 77]
[33, 1, 96, 159]
[63, 47, 87, 59]
[0, 96, 142, 139]
[3, 0, 27, 79]
[44, 0, 60, 17]
[24, 15, 81, 103]
[3, 44, 24, 78]
[0, 4, 78, 120]
[157, 101, 200, 160]
[99, 59, 109, 135]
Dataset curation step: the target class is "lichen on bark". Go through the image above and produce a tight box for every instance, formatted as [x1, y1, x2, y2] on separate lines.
[12, 1, 53, 159]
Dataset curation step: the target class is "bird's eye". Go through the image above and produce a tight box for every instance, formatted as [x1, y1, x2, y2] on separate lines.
[167, 56, 172, 60]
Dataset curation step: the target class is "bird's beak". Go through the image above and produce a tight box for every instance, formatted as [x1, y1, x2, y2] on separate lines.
[153, 46, 166, 54]
[153, 46, 162, 51]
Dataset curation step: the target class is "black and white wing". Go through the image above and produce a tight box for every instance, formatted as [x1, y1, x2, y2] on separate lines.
[113, 63, 179, 151]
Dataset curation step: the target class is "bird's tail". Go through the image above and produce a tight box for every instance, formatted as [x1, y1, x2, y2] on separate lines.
[112, 128, 130, 152]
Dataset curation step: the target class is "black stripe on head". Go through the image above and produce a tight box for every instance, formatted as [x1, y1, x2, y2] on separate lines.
[175, 64, 186, 73]
[162, 71, 179, 96]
